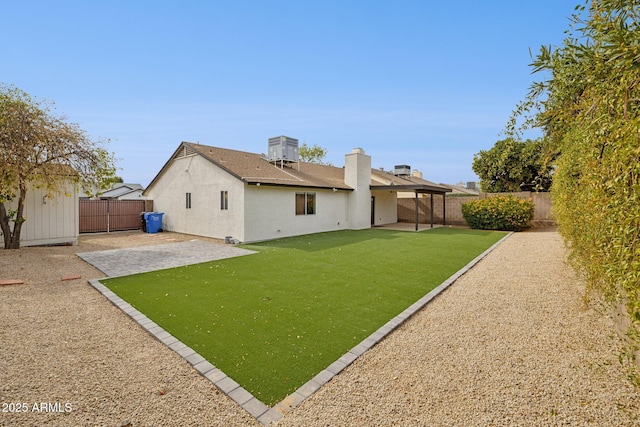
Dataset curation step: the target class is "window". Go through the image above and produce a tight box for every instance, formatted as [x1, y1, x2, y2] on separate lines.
[295, 192, 315, 215]
[186, 192, 191, 209]
[220, 191, 228, 210]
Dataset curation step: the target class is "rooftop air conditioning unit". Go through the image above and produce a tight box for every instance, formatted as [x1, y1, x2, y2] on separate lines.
[394, 164, 411, 176]
[268, 136, 299, 163]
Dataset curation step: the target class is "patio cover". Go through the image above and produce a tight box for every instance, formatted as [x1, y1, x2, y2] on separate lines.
[370, 183, 452, 231]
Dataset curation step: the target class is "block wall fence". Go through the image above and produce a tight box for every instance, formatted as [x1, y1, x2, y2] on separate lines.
[398, 192, 553, 227]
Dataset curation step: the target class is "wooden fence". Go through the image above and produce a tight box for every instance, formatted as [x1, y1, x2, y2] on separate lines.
[398, 192, 553, 227]
[79, 199, 153, 233]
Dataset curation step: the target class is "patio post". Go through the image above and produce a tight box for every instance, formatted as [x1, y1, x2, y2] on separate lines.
[415, 191, 419, 231]
[430, 194, 434, 228]
[443, 193, 447, 226]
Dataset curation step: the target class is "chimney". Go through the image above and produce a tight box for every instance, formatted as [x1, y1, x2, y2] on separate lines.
[344, 148, 371, 230]
[412, 169, 423, 179]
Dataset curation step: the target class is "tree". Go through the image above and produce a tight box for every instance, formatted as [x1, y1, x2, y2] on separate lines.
[0, 84, 116, 249]
[82, 149, 122, 198]
[472, 138, 554, 192]
[507, 0, 640, 371]
[298, 142, 332, 165]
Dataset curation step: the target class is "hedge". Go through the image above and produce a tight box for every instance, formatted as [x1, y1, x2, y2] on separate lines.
[462, 195, 534, 231]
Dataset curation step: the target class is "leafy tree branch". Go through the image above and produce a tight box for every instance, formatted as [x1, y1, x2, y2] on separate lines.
[0, 84, 117, 248]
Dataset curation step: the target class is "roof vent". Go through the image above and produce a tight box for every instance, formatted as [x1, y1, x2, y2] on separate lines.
[394, 165, 411, 176]
[268, 136, 299, 163]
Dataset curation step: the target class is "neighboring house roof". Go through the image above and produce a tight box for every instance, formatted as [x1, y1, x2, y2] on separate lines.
[80, 183, 145, 199]
[370, 169, 451, 194]
[100, 183, 144, 199]
[438, 183, 479, 195]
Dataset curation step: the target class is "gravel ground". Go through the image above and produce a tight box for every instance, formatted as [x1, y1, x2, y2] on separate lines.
[1, 229, 639, 426]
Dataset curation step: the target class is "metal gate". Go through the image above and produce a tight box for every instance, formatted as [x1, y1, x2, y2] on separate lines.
[79, 200, 146, 233]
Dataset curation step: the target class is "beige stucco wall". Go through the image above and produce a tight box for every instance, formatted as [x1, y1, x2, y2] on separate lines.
[243, 186, 350, 242]
[344, 149, 372, 230]
[371, 189, 397, 225]
[146, 148, 405, 243]
[145, 155, 245, 240]
[10, 183, 79, 246]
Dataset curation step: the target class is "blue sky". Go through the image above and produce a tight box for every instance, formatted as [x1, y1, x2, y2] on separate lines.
[2, 1, 577, 186]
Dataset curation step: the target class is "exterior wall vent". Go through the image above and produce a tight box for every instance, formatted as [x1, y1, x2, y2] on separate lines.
[174, 144, 197, 160]
[394, 164, 411, 176]
[268, 136, 299, 163]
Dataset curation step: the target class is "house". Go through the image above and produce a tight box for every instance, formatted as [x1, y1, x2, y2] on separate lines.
[143, 137, 450, 243]
[99, 183, 146, 200]
[3, 182, 79, 246]
[81, 183, 147, 200]
[440, 181, 480, 195]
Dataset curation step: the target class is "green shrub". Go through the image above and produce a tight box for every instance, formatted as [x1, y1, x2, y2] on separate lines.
[462, 195, 534, 231]
[506, 0, 640, 377]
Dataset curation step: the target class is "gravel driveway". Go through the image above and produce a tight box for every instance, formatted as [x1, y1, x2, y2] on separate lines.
[1, 229, 639, 426]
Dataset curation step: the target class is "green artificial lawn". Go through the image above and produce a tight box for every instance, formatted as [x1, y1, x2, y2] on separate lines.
[102, 227, 506, 405]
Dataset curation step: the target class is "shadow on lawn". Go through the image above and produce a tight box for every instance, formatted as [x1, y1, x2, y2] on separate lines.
[241, 228, 404, 252]
[242, 227, 493, 253]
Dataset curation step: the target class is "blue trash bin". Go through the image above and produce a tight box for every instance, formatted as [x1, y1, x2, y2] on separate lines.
[144, 212, 164, 233]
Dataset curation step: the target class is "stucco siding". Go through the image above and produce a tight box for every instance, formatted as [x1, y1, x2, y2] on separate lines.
[146, 155, 245, 240]
[371, 190, 398, 225]
[344, 150, 372, 229]
[243, 186, 349, 242]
